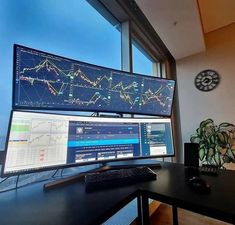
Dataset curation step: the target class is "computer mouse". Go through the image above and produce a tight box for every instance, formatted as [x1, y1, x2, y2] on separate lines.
[188, 176, 211, 194]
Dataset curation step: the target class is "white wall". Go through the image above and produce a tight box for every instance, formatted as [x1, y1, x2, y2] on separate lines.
[176, 24, 235, 162]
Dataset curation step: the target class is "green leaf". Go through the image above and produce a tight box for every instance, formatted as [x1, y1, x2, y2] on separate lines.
[196, 127, 202, 138]
[223, 155, 230, 163]
[208, 148, 214, 157]
[207, 156, 213, 164]
[200, 119, 214, 129]
[210, 135, 215, 144]
[200, 119, 215, 138]
[229, 131, 235, 140]
[217, 132, 225, 143]
[223, 132, 229, 143]
[214, 152, 221, 166]
[215, 144, 222, 153]
[227, 149, 235, 160]
[199, 142, 205, 148]
[217, 131, 229, 147]
[190, 134, 199, 143]
[219, 123, 235, 129]
[199, 148, 205, 161]
[207, 136, 211, 145]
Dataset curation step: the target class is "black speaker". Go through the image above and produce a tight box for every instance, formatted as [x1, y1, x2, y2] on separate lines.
[184, 143, 199, 168]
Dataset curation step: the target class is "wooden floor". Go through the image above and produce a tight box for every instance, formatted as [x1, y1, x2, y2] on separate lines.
[132, 203, 232, 225]
[150, 204, 232, 225]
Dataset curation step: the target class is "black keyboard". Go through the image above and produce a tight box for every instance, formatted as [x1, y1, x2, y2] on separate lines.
[85, 166, 157, 192]
[200, 164, 219, 176]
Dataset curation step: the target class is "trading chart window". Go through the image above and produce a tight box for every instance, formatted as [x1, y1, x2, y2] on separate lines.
[13, 45, 175, 116]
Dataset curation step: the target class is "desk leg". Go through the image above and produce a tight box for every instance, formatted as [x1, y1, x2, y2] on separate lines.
[142, 195, 150, 225]
[136, 195, 149, 225]
[172, 205, 178, 225]
[137, 196, 142, 225]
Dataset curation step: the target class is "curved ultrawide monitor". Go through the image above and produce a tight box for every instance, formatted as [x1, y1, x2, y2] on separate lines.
[13, 44, 175, 116]
[2, 111, 174, 176]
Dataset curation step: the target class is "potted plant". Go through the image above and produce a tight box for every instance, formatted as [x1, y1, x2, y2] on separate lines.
[190, 119, 235, 168]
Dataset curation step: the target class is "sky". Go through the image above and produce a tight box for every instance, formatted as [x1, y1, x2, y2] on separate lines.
[0, 0, 152, 149]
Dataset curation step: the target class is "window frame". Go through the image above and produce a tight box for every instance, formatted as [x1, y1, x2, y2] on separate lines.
[93, 0, 180, 162]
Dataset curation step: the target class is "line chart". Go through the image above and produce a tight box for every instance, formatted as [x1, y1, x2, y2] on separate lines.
[14, 45, 175, 116]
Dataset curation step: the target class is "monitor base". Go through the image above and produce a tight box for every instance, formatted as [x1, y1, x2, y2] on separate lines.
[104, 159, 162, 169]
[43, 159, 161, 191]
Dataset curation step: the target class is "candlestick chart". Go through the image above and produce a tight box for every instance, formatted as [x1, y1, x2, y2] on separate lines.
[13, 45, 175, 116]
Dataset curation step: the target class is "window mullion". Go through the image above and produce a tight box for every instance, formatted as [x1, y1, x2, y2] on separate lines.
[121, 20, 132, 73]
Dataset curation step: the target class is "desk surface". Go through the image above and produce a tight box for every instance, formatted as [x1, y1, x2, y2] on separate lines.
[0, 162, 235, 225]
[140, 163, 235, 224]
[0, 177, 138, 225]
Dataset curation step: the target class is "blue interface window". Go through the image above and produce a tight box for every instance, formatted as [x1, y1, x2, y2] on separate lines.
[67, 122, 140, 163]
[140, 123, 174, 156]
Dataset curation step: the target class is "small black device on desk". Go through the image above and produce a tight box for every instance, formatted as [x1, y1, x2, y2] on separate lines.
[200, 164, 219, 176]
[188, 176, 211, 194]
[85, 166, 157, 191]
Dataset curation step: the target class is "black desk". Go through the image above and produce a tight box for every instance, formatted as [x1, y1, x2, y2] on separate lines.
[0, 179, 139, 225]
[1, 162, 235, 225]
[139, 163, 235, 225]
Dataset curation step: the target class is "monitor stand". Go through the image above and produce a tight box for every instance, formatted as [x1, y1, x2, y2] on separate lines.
[43, 159, 161, 191]
[105, 159, 162, 169]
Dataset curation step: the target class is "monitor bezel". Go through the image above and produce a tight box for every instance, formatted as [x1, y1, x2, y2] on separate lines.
[1, 110, 175, 177]
[12, 44, 176, 117]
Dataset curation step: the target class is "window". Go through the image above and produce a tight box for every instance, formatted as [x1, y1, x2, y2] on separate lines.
[0, 1, 177, 224]
[132, 40, 166, 78]
[132, 42, 154, 76]
[0, 0, 121, 150]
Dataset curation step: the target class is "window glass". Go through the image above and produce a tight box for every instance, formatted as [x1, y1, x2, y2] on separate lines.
[132, 42, 160, 119]
[0, 0, 121, 150]
[161, 62, 167, 78]
[132, 43, 153, 76]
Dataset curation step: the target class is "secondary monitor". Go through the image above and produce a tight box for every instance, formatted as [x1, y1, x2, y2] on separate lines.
[13, 44, 175, 116]
[2, 111, 174, 176]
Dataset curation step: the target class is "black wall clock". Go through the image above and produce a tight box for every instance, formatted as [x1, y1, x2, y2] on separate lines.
[194, 70, 220, 91]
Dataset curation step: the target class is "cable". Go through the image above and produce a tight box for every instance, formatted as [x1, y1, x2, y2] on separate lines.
[0, 176, 57, 193]
[60, 169, 64, 177]
[15, 175, 20, 189]
[51, 169, 58, 178]
[0, 177, 9, 184]
[0, 168, 77, 193]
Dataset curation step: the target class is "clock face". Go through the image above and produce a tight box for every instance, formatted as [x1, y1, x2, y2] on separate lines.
[195, 70, 220, 91]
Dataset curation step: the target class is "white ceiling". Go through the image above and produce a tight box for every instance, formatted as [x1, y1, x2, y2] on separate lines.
[135, 0, 206, 60]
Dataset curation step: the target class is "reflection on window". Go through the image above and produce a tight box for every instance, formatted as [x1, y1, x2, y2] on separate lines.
[132, 43, 153, 76]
